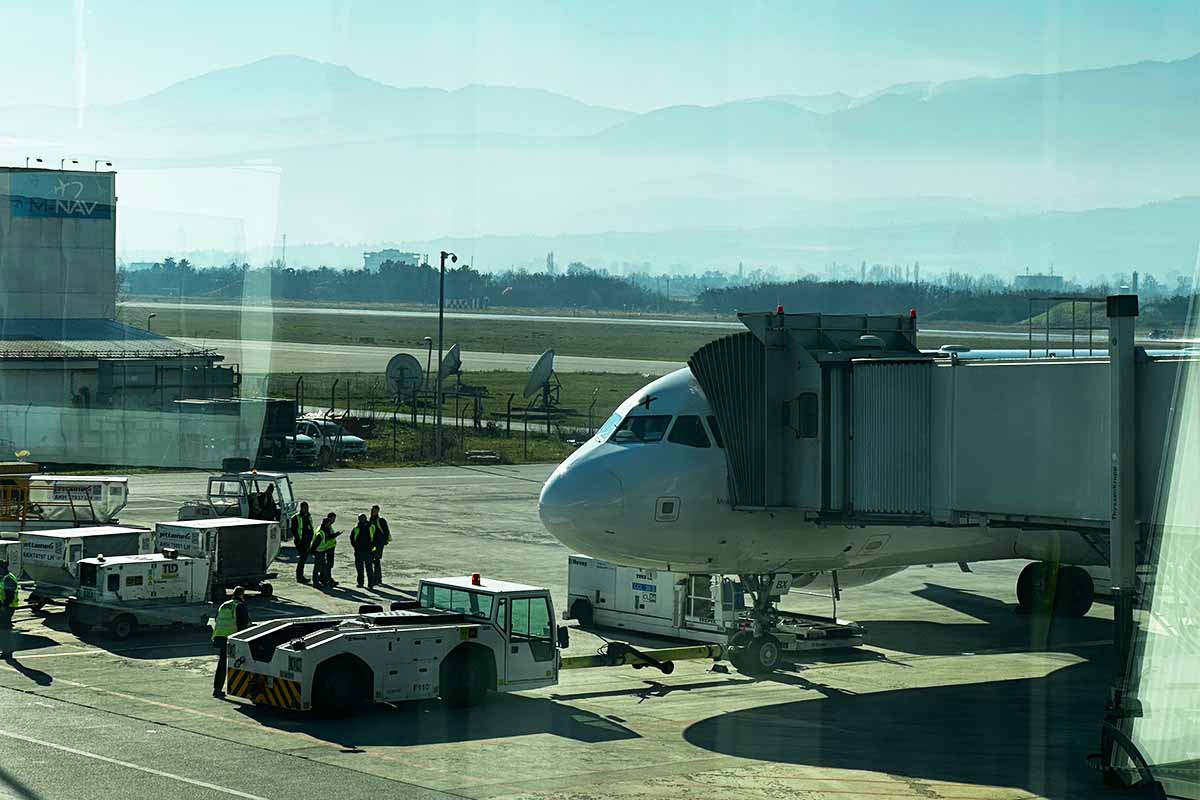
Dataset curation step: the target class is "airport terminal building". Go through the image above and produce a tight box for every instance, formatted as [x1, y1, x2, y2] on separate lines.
[0, 166, 247, 465]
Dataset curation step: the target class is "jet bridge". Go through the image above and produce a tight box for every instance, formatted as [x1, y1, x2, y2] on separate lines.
[687, 300, 1187, 556]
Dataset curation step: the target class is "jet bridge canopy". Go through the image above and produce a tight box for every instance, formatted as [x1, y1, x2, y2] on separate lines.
[687, 307, 1189, 538]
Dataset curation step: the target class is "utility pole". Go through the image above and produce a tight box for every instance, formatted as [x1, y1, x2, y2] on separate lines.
[435, 250, 457, 460]
[282, 233, 287, 268]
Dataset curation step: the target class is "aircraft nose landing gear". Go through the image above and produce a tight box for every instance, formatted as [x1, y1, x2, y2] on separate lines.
[729, 574, 785, 674]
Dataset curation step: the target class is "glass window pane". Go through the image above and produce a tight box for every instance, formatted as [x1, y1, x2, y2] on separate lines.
[706, 416, 724, 448]
[668, 415, 710, 448]
[611, 414, 672, 444]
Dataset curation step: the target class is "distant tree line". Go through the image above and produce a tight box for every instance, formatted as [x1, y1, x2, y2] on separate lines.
[120, 258, 676, 312]
[120, 259, 1196, 326]
[697, 278, 1195, 326]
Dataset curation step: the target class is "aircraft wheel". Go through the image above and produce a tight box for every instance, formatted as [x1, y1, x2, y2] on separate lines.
[1016, 562, 1045, 612]
[727, 630, 754, 674]
[258, 583, 273, 599]
[1057, 566, 1094, 618]
[741, 635, 782, 674]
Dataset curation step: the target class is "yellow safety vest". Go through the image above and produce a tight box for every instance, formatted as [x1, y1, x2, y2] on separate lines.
[211, 599, 239, 640]
[2, 572, 17, 609]
[314, 530, 337, 552]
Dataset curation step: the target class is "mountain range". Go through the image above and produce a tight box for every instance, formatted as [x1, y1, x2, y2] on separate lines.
[3, 52, 1198, 278]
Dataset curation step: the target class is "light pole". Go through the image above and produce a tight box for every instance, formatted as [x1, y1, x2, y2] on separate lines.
[146, 313, 157, 332]
[422, 336, 433, 389]
[435, 250, 457, 460]
[60, 158, 78, 170]
[24, 157, 42, 168]
[94, 160, 112, 171]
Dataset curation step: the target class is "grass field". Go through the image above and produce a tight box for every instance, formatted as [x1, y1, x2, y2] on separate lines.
[119, 304, 722, 362]
[117, 302, 1048, 363]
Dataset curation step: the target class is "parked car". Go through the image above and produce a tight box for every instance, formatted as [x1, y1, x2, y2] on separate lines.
[286, 431, 318, 465]
[295, 418, 368, 467]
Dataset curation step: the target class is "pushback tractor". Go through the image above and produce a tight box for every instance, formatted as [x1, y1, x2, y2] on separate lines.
[225, 574, 722, 714]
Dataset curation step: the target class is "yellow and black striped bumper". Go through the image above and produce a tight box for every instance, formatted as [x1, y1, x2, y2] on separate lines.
[226, 668, 304, 711]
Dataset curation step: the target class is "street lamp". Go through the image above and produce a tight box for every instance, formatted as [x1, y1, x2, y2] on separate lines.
[422, 336, 434, 389]
[60, 158, 78, 170]
[146, 313, 157, 332]
[24, 157, 42, 168]
[435, 250, 457, 460]
[94, 160, 112, 171]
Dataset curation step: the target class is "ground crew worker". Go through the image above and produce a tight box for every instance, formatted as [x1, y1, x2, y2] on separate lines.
[312, 513, 340, 589]
[368, 505, 391, 587]
[290, 502, 315, 583]
[350, 513, 375, 588]
[0, 558, 18, 660]
[257, 485, 279, 521]
[211, 586, 250, 698]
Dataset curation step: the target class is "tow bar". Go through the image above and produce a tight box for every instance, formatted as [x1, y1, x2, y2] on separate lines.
[560, 642, 725, 674]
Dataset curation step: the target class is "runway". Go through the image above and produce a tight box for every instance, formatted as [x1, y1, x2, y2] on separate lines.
[183, 337, 683, 375]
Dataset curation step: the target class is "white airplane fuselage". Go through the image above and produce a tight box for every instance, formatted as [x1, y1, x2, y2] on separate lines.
[539, 368, 1064, 583]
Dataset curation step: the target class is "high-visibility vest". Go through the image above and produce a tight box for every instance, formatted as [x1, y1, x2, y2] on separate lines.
[314, 530, 337, 552]
[211, 599, 239, 640]
[351, 523, 375, 548]
[2, 573, 17, 609]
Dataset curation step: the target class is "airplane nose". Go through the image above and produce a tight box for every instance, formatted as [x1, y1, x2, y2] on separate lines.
[538, 463, 624, 549]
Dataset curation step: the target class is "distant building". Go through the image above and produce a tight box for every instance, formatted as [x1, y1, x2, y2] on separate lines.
[1014, 273, 1065, 292]
[362, 249, 424, 272]
[123, 261, 158, 272]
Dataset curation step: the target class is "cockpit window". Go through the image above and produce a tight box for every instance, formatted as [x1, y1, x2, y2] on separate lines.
[596, 410, 622, 441]
[668, 415, 710, 448]
[706, 416, 725, 448]
[610, 414, 671, 444]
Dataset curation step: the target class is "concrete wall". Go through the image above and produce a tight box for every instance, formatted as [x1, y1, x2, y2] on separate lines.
[0, 167, 117, 319]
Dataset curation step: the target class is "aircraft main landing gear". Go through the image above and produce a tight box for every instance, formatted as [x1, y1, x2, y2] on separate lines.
[1016, 561, 1094, 618]
[729, 574, 783, 675]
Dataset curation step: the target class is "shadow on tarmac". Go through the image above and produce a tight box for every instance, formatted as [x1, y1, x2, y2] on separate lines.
[235, 692, 639, 747]
[856, 583, 1115, 657]
[0, 765, 42, 800]
[2, 656, 53, 686]
[684, 581, 1117, 798]
[684, 654, 1111, 799]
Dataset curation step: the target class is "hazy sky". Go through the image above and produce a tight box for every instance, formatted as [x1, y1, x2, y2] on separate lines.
[3, 0, 1198, 111]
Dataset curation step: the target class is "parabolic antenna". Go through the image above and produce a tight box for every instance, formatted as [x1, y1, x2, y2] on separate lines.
[523, 350, 555, 399]
[385, 353, 424, 397]
[437, 343, 462, 383]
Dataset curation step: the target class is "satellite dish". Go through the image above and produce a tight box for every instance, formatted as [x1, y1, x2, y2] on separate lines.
[437, 343, 462, 383]
[385, 353, 424, 397]
[524, 350, 555, 399]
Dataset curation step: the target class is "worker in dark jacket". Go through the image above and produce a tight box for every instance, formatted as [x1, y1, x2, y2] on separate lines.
[350, 514, 375, 588]
[368, 505, 391, 587]
[211, 586, 250, 698]
[311, 513, 340, 589]
[290, 502, 315, 583]
[0, 558, 18, 659]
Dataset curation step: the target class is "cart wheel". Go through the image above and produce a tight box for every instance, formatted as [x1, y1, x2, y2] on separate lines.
[27, 595, 47, 614]
[259, 583, 273, 599]
[440, 646, 494, 708]
[569, 599, 594, 628]
[110, 614, 138, 641]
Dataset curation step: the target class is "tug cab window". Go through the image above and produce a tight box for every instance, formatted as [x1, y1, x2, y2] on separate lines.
[668, 415, 710, 448]
[610, 414, 671, 444]
[509, 596, 555, 661]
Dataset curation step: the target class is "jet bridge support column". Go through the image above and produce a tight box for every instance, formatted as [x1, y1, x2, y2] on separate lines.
[1107, 294, 1138, 668]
